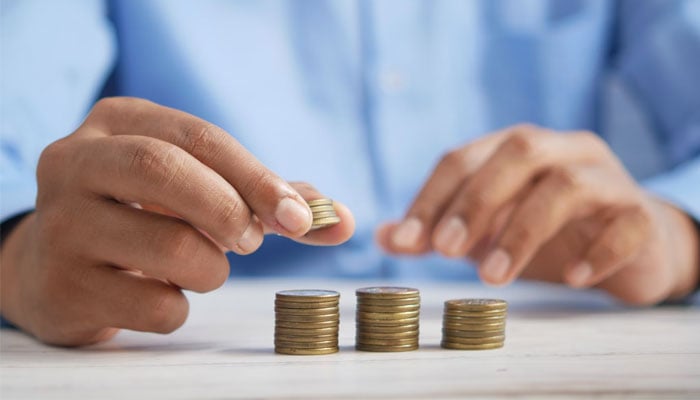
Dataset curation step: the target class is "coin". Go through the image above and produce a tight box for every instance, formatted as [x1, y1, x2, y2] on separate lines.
[274, 306, 339, 315]
[275, 339, 338, 348]
[356, 343, 419, 352]
[306, 198, 334, 207]
[275, 347, 338, 355]
[356, 287, 420, 299]
[275, 313, 339, 323]
[442, 321, 506, 331]
[440, 335, 505, 345]
[356, 304, 421, 313]
[275, 320, 339, 330]
[275, 333, 339, 342]
[355, 337, 418, 346]
[275, 299, 339, 309]
[355, 324, 419, 333]
[275, 326, 340, 336]
[311, 216, 341, 225]
[308, 210, 339, 219]
[356, 310, 420, 320]
[441, 328, 504, 338]
[442, 314, 505, 323]
[440, 341, 504, 350]
[357, 297, 421, 306]
[276, 289, 340, 302]
[355, 330, 419, 340]
[444, 299, 508, 311]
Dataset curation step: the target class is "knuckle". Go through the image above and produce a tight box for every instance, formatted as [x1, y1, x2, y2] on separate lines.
[592, 240, 626, 265]
[502, 129, 540, 159]
[547, 166, 582, 193]
[181, 122, 219, 157]
[37, 139, 71, 182]
[148, 290, 189, 334]
[438, 149, 468, 173]
[502, 224, 537, 255]
[213, 194, 250, 234]
[192, 254, 231, 293]
[166, 225, 202, 262]
[240, 169, 275, 197]
[125, 141, 181, 187]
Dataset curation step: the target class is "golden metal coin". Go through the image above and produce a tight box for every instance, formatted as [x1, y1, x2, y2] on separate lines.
[355, 330, 419, 340]
[275, 313, 339, 323]
[444, 299, 507, 311]
[356, 287, 419, 299]
[311, 216, 341, 224]
[441, 328, 504, 338]
[310, 210, 338, 219]
[356, 310, 420, 320]
[275, 299, 339, 309]
[440, 341, 504, 350]
[275, 347, 338, 355]
[275, 333, 338, 343]
[274, 306, 339, 315]
[356, 304, 420, 313]
[275, 326, 339, 336]
[275, 340, 338, 349]
[440, 335, 505, 345]
[355, 337, 418, 346]
[306, 198, 334, 207]
[443, 310, 507, 318]
[443, 315, 505, 323]
[355, 343, 419, 352]
[275, 320, 339, 329]
[355, 324, 419, 333]
[276, 290, 340, 302]
[357, 297, 421, 307]
[356, 317, 419, 326]
[308, 205, 336, 213]
[442, 321, 506, 331]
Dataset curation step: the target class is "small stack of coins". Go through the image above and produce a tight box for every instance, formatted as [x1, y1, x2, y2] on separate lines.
[355, 287, 420, 352]
[441, 299, 507, 350]
[274, 290, 340, 355]
[307, 198, 341, 230]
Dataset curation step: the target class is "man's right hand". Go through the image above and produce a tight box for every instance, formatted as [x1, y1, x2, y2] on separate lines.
[0, 97, 355, 346]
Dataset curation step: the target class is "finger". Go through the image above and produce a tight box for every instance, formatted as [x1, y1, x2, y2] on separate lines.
[565, 207, 651, 288]
[71, 265, 190, 334]
[85, 97, 312, 236]
[386, 131, 512, 253]
[71, 199, 232, 292]
[477, 166, 609, 285]
[432, 127, 608, 258]
[263, 182, 355, 246]
[79, 135, 263, 253]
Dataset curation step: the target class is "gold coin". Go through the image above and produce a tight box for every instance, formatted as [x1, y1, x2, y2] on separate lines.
[275, 333, 338, 343]
[442, 321, 506, 331]
[443, 314, 505, 323]
[443, 309, 507, 318]
[356, 310, 420, 320]
[355, 343, 419, 352]
[355, 330, 419, 340]
[356, 287, 420, 299]
[275, 313, 338, 323]
[275, 299, 339, 309]
[440, 341, 504, 350]
[356, 304, 420, 313]
[357, 297, 421, 306]
[306, 198, 334, 207]
[276, 290, 340, 302]
[308, 205, 336, 213]
[311, 216, 342, 225]
[274, 306, 339, 315]
[355, 337, 418, 346]
[275, 320, 339, 329]
[275, 326, 339, 336]
[275, 347, 338, 355]
[310, 210, 338, 219]
[355, 324, 419, 333]
[275, 340, 338, 349]
[441, 328, 504, 338]
[356, 317, 419, 326]
[444, 299, 507, 311]
[440, 335, 505, 345]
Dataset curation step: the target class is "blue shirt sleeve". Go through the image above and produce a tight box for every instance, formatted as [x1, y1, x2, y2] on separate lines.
[615, 0, 700, 219]
[0, 0, 115, 222]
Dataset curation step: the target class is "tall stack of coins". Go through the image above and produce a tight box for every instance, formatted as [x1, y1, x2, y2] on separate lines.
[307, 198, 341, 230]
[441, 299, 507, 350]
[274, 290, 340, 355]
[355, 287, 420, 352]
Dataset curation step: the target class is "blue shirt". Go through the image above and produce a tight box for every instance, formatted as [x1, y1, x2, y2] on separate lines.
[2, 0, 699, 280]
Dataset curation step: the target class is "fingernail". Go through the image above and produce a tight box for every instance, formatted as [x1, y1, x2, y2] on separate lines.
[568, 262, 592, 288]
[434, 216, 469, 256]
[391, 217, 423, 249]
[481, 249, 511, 284]
[235, 224, 260, 253]
[275, 197, 311, 234]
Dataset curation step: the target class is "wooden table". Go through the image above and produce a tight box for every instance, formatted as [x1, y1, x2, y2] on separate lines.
[1, 279, 699, 399]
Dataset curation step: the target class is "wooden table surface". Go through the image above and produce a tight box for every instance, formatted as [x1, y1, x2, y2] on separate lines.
[1, 278, 699, 399]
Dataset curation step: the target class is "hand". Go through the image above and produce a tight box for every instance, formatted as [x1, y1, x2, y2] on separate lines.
[377, 124, 698, 305]
[0, 97, 354, 346]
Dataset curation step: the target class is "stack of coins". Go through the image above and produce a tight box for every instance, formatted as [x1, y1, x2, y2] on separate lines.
[441, 299, 507, 350]
[355, 287, 420, 352]
[274, 290, 340, 355]
[307, 198, 341, 230]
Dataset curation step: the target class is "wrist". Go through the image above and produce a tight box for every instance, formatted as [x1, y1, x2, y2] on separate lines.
[662, 203, 700, 301]
[0, 212, 35, 327]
